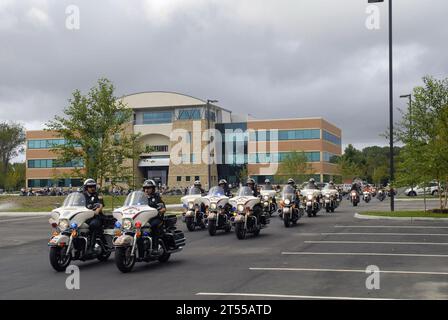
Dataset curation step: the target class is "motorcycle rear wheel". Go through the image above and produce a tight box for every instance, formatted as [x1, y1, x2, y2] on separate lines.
[49, 246, 71, 272]
[115, 246, 135, 273]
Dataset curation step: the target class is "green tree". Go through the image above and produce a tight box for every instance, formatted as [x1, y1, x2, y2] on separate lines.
[275, 151, 314, 184]
[0, 122, 25, 188]
[46, 78, 140, 186]
[396, 76, 448, 210]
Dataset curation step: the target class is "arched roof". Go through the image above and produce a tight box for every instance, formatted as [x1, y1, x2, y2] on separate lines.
[119, 91, 208, 109]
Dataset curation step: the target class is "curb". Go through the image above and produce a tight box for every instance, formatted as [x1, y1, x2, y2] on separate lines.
[354, 212, 448, 222]
[0, 212, 50, 217]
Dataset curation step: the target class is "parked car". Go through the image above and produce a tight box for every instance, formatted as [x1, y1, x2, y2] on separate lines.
[404, 182, 442, 196]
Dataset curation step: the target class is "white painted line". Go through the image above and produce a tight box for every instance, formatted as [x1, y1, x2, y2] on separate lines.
[249, 267, 448, 276]
[196, 292, 397, 300]
[305, 240, 448, 245]
[322, 232, 448, 236]
[282, 252, 448, 258]
[0, 216, 47, 223]
[335, 225, 448, 229]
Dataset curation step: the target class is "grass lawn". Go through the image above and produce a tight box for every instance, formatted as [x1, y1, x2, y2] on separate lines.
[0, 194, 182, 212]
[361, 211, 448, 218]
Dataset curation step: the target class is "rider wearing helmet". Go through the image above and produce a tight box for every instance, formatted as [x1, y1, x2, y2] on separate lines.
[82, 178, 105, 253]
[246, 178, 259, 197]
[194, 180, 205, 194]
[218, 179, 232, 197]
[142, 179, 166, 253]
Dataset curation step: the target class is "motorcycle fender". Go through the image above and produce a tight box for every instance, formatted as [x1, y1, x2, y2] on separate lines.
[48, 234, 69, 247]
[113, 235, 133, 247]
[283, 207, 290, 214]
[306, 201, 312, 206]
[234, 215, 245, 223]
[325, 199, 330, 204]
[185, 210, 195, 218]
[208, 212, 216, 220]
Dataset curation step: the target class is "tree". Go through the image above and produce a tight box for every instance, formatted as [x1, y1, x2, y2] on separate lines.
[0, 122, 25, 188]
[46, 78, 140, 186]
[396, 76, 448, 211]
[275, 151, 314, 184]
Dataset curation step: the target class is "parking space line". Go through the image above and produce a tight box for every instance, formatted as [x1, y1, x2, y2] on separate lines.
[321, 232, 448, 236]
[304, 240, 448, 245]
[335, 225, 448, 229]
[281, 252, 448, 258]
[196, 292, 397, 300]
[249, 267, 448, 276]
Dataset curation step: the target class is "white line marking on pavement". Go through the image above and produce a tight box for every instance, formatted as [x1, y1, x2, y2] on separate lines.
[305, 240, 448, 245]
[0, 216, 47, 223]
[321, 232, 448, 236]
[249, 267, 448, 276]
[335, 225, 448, 229]
[281, 252, 448, 258]
[196, 292, 398, 300]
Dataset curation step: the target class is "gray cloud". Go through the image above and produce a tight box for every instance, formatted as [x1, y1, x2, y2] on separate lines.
[1, 0, 448, 148]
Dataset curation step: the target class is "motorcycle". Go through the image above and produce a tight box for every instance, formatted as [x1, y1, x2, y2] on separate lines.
[230, 186, 269, 240]
[363, 191, 372, 203]
[202, 186, 232, 236]
[112, 191, 186, 273]
[48, 192, 115, 272]
[377, 189, 386, 202]
[260, 186, 278, 216]
[322, 186, 340, 213]
[280, 185, 303, 227]
[301, 188, 322, 217]
[350, 190, 360, 206]
[181, 186, 206, 232]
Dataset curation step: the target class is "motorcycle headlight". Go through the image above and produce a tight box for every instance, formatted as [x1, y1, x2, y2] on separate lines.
[351, 192, 357, 196]
[210, 203, 217, 210]
[237, 204, 245, 212]
[122, 218, 133, 231]
[263, 195, 269, 201]
[188, 202, 194, 210]
[326, 194, 330, 198]
[264, 201, 269, 207]
[284, 199, 291, 205]
[307, 194, 313, 200]
[58, 219, 69, 231]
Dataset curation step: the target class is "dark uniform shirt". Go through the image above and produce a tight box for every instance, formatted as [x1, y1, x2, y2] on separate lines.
[83, 192, 104, 212]
[147, 192, 166, 211]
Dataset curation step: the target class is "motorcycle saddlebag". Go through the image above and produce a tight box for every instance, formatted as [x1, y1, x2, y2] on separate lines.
[164, 229, 186, 249]
[163, 214, 178, 229]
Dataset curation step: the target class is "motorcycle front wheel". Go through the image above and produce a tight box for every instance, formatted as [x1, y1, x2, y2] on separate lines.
[49, 246, 71, 272]
[208, 220, 217, 236]
[283, 213, 291, 228]
[235, 223, 246, 240]
[185, 217, 195, 232]
[115, 246, 136, 273]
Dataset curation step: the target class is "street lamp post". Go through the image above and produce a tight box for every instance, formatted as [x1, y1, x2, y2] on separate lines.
[206, 99, 218, 190]
[368, 0, 394, 211]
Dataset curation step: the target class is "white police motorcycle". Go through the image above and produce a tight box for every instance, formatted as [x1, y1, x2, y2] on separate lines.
[181, 186, 206, 232]
[202, 186, 232, 236]
[260, 185, 278, 216]
[280, 185, 304, 227]
[48, 192, 115, 271]
[112, 191, 186, 273]
[321, 184, 340, 213]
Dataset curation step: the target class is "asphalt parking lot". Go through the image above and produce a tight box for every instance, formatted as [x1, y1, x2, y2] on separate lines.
[0, 198, 447, 300]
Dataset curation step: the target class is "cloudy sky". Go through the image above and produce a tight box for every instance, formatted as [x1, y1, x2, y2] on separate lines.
[1, 0, 447, 152]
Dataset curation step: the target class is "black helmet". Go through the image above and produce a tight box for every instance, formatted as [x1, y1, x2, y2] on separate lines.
[287, 178, 295, 185]
[246, 178, 255, 185]
[142, 179, 156, 189]
[194, 180, 202, 187]
[83, 178, 97, 191]
[218, 179, 227, 186]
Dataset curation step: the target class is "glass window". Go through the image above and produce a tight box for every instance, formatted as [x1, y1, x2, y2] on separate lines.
[323, 130, 341, 145]
[254, 129, 321, 141]
[177, 176, 182, 182]
[142, 111, 172, 124]
[178, 109, 201, 120]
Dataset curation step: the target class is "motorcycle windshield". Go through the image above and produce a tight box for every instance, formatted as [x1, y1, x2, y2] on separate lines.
[262, 185, 273, 191]
[238, 186, 254, 197]
[323, 184, 336, 190]
[282, 185, 296, 200]
[208, 186, 225, 196]
[123, 191, 148, 206]
[304, 183, 318, 190]
[187, 186, 202, 195]
[62, 192, 86, 207]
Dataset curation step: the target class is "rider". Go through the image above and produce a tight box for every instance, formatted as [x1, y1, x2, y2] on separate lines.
[142, 179, 166, 254]
[83, 178, 105, 253]
[194, 180, 205, 194]
[286, 178, 301, 207]
[218, 179, 233, 197]
[264, 179, 277, 205]
[306, 178, 319, 190]
[246, 178, 260, 197]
